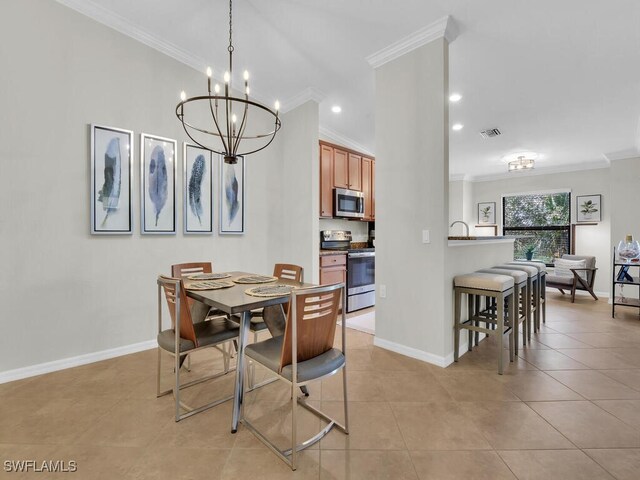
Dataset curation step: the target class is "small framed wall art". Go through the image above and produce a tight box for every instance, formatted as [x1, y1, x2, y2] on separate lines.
[219, 155, 245, 234]
[90, 124, 134, 234]
[576, 194, 601, 222]
[183, 143, 213, 234]
[140, 133, 177, 234]
[478, 202, 496, 224]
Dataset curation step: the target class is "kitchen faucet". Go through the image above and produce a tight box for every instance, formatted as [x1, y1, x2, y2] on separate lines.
[450, 221, 470, 237]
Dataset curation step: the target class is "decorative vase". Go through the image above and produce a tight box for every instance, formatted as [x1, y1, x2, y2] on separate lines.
[618, 235, 640, 262]
[525, 251, 534, 261]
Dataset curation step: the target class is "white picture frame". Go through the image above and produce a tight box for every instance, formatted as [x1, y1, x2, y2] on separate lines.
[140, 133, 177, 234]
[576, 194, 601, 222]
[478, 201, 496, 224]
[183, 143, 213, 234]
[219, 155, 245, 234]
[90, 124, 134, 235]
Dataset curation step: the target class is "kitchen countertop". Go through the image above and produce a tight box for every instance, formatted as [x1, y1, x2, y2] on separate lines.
[448, 238, 515, 247]
[320, 248, 375, 256]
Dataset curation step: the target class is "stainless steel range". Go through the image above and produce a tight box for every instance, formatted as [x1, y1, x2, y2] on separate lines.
[320, 230, 375, 313]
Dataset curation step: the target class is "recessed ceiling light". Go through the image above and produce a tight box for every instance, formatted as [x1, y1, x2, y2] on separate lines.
[449, 93, 462, 102]
[331, 105, 342, 113]
[452, 123, 464, 131]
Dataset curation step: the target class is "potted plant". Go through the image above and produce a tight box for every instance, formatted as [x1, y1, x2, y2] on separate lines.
[480, 206, 491, 222]
[580, 200, 598, 220]
[525, 244, 536, 261]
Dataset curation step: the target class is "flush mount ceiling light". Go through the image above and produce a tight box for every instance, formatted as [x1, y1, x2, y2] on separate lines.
[449, 93, 462, 102]
[508, 155, 535, 172]
[176, 0, 281, 164]
[452, 123, 464, 131]
[331, 105, 342, 113]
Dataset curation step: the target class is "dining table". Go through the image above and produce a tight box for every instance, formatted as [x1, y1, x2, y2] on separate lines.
[185, 271, 312, 433]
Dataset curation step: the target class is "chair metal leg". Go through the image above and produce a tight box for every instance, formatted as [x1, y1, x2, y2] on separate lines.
[342, 366, 349, 434]
[508, 293, 515, 362]
[497, 293, 504, 375]
[454, 290, 461, 362]
[291, 383, 298, 471]
[467, 294, 473, 352]
[156, 347, 162, 397]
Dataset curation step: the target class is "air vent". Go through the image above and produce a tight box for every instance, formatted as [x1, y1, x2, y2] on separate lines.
[480, 128, 501, 139]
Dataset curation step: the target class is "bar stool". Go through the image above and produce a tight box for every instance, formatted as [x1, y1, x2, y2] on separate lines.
[495, 264, 539, 339]
[476, 268, 528, 355]
[510, 261, 547, 325]
[453, 273, 515, 374]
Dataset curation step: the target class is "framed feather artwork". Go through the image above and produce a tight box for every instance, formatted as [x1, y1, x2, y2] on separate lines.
[140, 133, 177, 234]
[219, 155, 245, 234]
[90, 124, 134, 234]
[183, 143, 213, 234]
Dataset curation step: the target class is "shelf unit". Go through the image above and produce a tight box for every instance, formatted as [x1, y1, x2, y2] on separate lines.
[612, 247, 640, 317]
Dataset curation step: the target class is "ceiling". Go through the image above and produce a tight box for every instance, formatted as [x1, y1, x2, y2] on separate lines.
[60, 0, 640, 179]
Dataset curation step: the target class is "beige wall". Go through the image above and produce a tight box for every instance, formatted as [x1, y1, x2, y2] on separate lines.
[0, 0, 316, 376]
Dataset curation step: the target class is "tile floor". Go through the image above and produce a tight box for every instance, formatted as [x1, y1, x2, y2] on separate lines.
[2, 294, 640, 478]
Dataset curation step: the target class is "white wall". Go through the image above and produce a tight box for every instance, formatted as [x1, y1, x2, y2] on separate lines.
[610, 158, 640, 297]
[468, 168, 612, 294]
[374, 37, 450, 360]
[276, 101, 320, 283]
[0, 0, 312, 375]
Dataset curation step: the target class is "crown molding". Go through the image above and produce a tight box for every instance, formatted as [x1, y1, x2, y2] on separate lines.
[280, 87, 326, 114]
[449, 173, 467, 182]
[319, 127, 375, 157]
[366, 16, 458, 69]
[602, 149, 640, 162]
[466, 159, 610, 183]
[56, 0, 207, 72]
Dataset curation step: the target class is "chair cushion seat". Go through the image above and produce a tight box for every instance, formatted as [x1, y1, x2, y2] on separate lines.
[495, 264, 538, 278]
[509, 260, 547, 273]
[157, 317, 239, 353]
[545, 274, 574, 286]
[454, 273, 514, 292]
[477, 268, 527, 284]
[246, 336, 345, 383]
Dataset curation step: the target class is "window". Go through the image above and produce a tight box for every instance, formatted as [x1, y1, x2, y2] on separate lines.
[502, 192, 571, 264]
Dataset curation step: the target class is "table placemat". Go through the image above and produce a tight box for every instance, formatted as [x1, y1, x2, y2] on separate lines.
[186, 272, 232, 280]
[186, 280, 235, 291]
[245, 284, 294, 297]
[233, 275, 278, 284]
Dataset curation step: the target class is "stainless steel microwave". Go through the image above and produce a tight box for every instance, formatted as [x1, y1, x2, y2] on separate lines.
[335, 188, 364, 219]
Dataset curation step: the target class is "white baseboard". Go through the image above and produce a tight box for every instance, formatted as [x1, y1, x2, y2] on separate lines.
[0, 339, 156, 384]
[373, 337, 449, 368]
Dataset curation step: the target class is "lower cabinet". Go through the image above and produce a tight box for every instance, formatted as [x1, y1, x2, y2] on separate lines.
[319, 254, 347, 286]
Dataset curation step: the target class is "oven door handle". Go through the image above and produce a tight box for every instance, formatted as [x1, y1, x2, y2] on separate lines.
[348, 252, 375, 258]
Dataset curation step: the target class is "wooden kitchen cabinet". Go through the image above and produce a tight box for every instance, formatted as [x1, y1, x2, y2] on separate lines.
[348, 153, 362, 191]
[319, 254, 347, 285]
[371, 158, 375, 220]
[333, 148, 349, 189]
[362, 157, 373, 220]
[320, 144, 334, 217]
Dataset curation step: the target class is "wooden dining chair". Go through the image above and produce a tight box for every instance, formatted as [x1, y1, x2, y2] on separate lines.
[250, 263, 304, 336]
[156, 275, 239, 421]
[241, 282, 348, 470]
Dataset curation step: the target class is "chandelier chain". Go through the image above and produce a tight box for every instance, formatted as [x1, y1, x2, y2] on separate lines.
[228, 0, 234, 53]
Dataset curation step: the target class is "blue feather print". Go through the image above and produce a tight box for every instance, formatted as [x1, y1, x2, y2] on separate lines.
[188, 155, 206, 225]
[97, 137, 121, 226]
[148, 145, 168, 226]
[224, 164, 239, 224]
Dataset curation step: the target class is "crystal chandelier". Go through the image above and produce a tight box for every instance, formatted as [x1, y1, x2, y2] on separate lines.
[508, 155, 535, 172]
[176, 0, 281, 164]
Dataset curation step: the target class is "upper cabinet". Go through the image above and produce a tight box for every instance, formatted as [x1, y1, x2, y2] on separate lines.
[320, 145, 334, 218]
[348, 153, 362, 191]
[333, 148, 349, 189]
[362, 157, 374, 221]
[319, 140, 375, 221]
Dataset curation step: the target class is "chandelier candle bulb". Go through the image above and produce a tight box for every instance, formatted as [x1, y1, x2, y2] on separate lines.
[224, 71, 230, 83]
[207, 67, 212, 77]
[275, 100, 280, 111]
[243, 70, 249, 81]
[180, 91, 186, 101]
